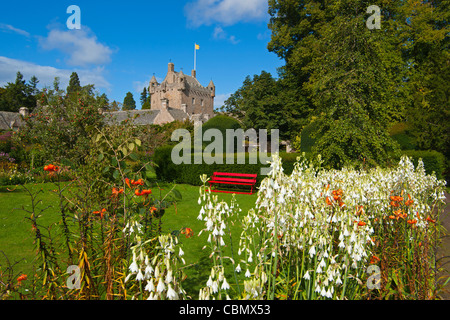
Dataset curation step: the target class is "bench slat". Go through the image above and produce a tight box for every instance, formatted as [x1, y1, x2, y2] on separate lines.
[213, 172, 257, 178]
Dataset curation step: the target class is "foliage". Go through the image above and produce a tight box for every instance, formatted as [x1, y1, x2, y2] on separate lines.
[221, 71, 308, 141]
[196, 154, 446, 300]
[153, 144, 307, 186]
[0, 72, 37, 112]
[14, 88, 106, 167]
[123, 92, 136, 111]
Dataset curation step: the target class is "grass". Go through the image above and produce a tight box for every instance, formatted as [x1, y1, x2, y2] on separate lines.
[0, 181, 258, 299]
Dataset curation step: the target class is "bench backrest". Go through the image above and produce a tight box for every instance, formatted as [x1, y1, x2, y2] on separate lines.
[213, 172, 257, 178]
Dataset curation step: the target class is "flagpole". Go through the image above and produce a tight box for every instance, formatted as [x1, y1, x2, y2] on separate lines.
[194, 43, 197, 71]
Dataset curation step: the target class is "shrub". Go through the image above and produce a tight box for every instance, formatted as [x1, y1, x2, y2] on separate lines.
[153, 144, 308, 186]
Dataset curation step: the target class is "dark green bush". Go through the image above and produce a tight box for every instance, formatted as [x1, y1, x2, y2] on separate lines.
[153, 145, 306, 186]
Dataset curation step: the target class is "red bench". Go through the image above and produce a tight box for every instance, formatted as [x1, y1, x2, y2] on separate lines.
[208, 172, 257, 195]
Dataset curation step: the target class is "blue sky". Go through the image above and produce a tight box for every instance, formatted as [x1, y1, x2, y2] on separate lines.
[0, 0, 284, 109]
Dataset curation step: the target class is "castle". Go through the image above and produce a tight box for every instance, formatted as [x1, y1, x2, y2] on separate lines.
[102, 62, 215, 126]
[149, 62, 215, 123]
[0, 62, 216, 130]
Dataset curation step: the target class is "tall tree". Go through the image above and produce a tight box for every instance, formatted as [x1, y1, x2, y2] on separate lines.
[0, 71, 36, 112]
[140, 87, 151, 109]
[67, 72, 82, 95]
[123, 92, 136, 110]
[267, 0, 408, 168]
[222, 71, 306, 140]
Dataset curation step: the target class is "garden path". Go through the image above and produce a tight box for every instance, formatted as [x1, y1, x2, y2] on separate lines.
[437, 192, 450, 299]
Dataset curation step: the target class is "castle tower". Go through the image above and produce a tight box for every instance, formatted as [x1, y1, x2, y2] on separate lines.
[148, 62, 215, 118]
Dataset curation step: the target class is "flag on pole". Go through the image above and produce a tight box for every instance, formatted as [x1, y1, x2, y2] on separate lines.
[195, 44, 200, 50]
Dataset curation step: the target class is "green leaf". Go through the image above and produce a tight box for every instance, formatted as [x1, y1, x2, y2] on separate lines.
[135, 139, 142, 147]
[129, 152, 139, 161]
[172, 188, 182, 200]
[113, 169, 120, 180]
[97, 153, 104, 162]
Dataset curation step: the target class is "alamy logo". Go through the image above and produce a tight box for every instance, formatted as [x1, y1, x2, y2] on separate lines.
[66, 5, 81, 30]
[366, 5, 381, 30]
[171, 127, 279, 175]
[66, 265, 81, 289]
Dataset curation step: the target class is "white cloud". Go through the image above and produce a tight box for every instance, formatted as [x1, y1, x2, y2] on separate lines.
[0, 56, 111, 91]
[214, 92, 231, 109]
[213, 26, 240, 44]
[39, 27, 114, 67]
[0, 23, 30, 37]
[185, 0, 268, 27]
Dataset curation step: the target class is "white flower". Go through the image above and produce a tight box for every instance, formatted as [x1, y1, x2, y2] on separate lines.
[235, 264, 242, 273]
[179, 247, 184, 256]
[156, 278, 165, 293]
[136, 269, 144, 281]
[167, 284, 178, 300]
[145, 279, 155, 292]
[129, 260, 139, 274]
[221, 277, 230, 290]
[309, 245, 316, 257]
[245, 269, 251, 278]
[165, 270, 173, 283]
[303, 271, 310, 280]
[211, 280, 219, 293]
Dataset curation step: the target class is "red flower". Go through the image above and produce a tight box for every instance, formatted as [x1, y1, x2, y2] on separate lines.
[135, 189, 152, 196]
[17, 274, 27, 283]
[93, 208, 107, 219]
[44, 164, 59, 172]
[112, 187, 124, 197]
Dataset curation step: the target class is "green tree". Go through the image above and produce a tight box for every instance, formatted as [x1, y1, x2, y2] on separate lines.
[140, 87, 151, 110]
[401, 0, 449, 161]
[123, 92, 136, 110]
[222, 71, 306, 140]
[66, 72, 82, 96]
[267, 0, 409, 168]
[0, 71, 36, 112]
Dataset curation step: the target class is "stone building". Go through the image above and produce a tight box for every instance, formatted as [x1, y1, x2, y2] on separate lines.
[1, 62, 216, 129]
[149, 62, 215, 122]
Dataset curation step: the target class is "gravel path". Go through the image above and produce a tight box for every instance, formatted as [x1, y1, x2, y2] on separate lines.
[437, 191, 450, 299]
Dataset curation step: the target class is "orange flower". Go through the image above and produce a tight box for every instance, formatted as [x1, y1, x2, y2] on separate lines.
[390, 196, 403, 202]
[390, 201, 399, 207]
[112, 187, 124, 197]
[44, 164, 59, 172]
[357, 221, 366, 227]
[93, 208, 107, 218]
[17, 274, 27, 283]
[370, 255, 380, 264]
[150, 206, 157, 213]
[135, 189, 152, 196]
[125, 178, 131, 188]
[182, 227, 194, 238]
[325, 197, 333, 206]
[426, 216, 436, 223]
[131, 179, 144, 186]
[407, 219, 417, 225]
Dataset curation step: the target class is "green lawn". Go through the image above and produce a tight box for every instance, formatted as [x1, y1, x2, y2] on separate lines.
[0, 181, 258, 298]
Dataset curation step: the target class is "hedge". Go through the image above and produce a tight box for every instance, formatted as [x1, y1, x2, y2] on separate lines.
[152, 145, 307, 187]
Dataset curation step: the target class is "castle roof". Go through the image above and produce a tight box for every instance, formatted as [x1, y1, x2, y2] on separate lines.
[103, 109, 160, 126]
[0, 111, 24, 130]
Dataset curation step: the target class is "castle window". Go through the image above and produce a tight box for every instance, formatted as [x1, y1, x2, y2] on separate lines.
[192, 98, 195, 105]
[201, 99, 204, 106]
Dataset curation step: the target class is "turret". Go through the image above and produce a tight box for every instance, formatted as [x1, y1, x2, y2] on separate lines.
[149, 75, 158, 94]
[207, 79, 215, 98]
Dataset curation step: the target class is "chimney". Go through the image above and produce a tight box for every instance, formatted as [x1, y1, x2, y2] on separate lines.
[168, 62, 175, 73]
[191, 69, 196, 78]
[19, 107, 29, 117]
